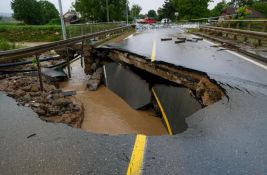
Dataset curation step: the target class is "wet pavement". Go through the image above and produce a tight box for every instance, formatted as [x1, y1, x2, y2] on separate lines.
[105, 27, 267, 87]
[1, 26, 267, 174]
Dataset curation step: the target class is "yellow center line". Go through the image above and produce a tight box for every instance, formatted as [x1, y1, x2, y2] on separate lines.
[152, 88, 173, 135]
[151, 39, 156, 62]
[126, 135, 147, 175]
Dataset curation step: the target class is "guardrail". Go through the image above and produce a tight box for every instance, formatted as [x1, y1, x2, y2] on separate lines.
[0, 25, 134, 60]
[200, 25, 267, 46]
[66, 21, 126, 38]
[211, 19, 267, 32]
[0, 24, 135, 91]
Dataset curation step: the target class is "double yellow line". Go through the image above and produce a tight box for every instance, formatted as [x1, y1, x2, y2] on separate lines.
[126, 40, 173, 174]
[126, 135, 147, 175]
[151, 39, 157, 62]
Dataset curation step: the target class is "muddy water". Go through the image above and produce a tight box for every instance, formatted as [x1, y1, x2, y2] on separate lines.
[59, 60, 167, 136]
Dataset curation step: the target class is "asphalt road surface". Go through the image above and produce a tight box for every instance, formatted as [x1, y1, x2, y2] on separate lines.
[1, 27, 267, 175]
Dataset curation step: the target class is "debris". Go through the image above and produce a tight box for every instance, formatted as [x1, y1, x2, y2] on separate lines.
[63, 91, 77, 97]
[27, 133, 37, 139]
[177, 37, 186, 40]
[161, 38, 172, 41]
[186, 38, 198, 42]
[175, 40, 186, 44]
[192, 37, 203, 41]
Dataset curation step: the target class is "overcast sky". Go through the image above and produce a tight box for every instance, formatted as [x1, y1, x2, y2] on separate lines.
[1, 0, 225, 14]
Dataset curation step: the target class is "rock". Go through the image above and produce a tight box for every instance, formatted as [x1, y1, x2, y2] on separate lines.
[54, 98, 72, 107]
[96, 67, 103, 74]
[51, 89, 62, 94]
[29, 92, 41, 97]
[47, 106, 60, 115]
[46, 94, 53, 100]
[87, 79, 101, 91]
[32, 103, 40, 107]
[45, 85, 56, 92]
[90, 63, 97, 71]
[22, 94, 31, 102]
[14, 89, 26, 98]
[31, 84, 39, 92]
[91, 71, 102, 80]
[21, 85, 31, 92]
[34, 107, 46, 115]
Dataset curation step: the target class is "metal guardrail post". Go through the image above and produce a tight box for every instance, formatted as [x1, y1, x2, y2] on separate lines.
[35, 55, 44, 91]
[262, 22, 266, 32]
[66, 48, 71, 78]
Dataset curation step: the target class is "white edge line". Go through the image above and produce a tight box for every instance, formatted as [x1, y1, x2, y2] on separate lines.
[203, 39, 267, 71]
[124, 34, 134, 40]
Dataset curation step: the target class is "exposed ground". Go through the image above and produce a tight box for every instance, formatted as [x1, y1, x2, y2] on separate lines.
[0, 74, 84, 128]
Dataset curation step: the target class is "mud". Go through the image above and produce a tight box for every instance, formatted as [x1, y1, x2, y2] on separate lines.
[59, 60, 168, 135]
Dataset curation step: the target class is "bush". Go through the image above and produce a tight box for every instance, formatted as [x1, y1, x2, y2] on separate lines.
[48, 18, 61, 25]
[0, 38, 13, 51]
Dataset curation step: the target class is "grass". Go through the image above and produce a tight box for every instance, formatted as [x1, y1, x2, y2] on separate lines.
[0, 23, 122, 42]
[0, 38, 16, 51]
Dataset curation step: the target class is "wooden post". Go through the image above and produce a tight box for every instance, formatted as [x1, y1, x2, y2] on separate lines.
[81, 41, 84, 68]
[236, 22, 239, 29]
[258, 39, 262, 46]
[262, 22, 266, 32]
[66, 48, 71, 78]
[247, 23, 251, 31]
[36, 55, 44, 91]
[228, 21, 231, 28]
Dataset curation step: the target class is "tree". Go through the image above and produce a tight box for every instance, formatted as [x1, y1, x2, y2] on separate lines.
[73, 0, 127, 22]
[157, 0, 176, 20]
[252, 1, 267, 16]
[131, 4, 142, 19]
[172, 0, 210, 20]
[11, 0, 43, 24]
[229, 0, 254, 7]
[11, 0, 59, 25]
[147, 10, 157, 19]
[210, 0, 228, 17]
[39, 0, 59, 24]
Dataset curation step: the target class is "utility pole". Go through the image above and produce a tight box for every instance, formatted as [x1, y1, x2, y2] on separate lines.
[126, 0, 128, 25]
[58, 0, 67, 40]
[106, 0, 110, 22]
[58, 0, 71, 78]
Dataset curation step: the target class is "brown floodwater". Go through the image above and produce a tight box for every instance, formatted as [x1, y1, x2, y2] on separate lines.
[59, 60, 167, 136]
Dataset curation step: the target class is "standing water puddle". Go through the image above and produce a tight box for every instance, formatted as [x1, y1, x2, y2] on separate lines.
[59, 59, 167, 136]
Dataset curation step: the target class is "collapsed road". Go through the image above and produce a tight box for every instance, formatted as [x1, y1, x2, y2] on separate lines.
[0, 26, 267, 174]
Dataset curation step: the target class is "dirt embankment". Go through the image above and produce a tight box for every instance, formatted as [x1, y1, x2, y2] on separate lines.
[0, 75, 84, 128]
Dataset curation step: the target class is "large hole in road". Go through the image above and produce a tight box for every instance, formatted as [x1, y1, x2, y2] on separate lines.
[59, 47, 224, 136]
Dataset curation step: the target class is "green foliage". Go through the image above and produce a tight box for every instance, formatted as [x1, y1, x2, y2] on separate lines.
[210, 0, 228, 17]
[0, 38, 16, 51]
[236, 6, 251, 19]
[39, 0, 59, 24]
[11, 0, 59, 25]
[74, 0, 128, 22]
[252, 1, 267, 16]
[147, 10, 157, 19]
[172, 0, 210, 20]
[131, 4, 142, 19]
[157, 0, 176, 20]
[229, 0, 254, 7]
[48, 18, 61, 25]
[0, 24, 62, 42]
[0, 16, 2, 21]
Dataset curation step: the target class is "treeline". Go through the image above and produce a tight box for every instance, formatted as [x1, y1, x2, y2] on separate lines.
[158, 0, 267, 21]
[73, 0, 128, 22]
[11, 0, 59, 25]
